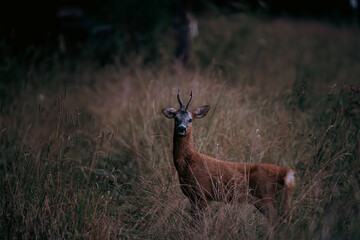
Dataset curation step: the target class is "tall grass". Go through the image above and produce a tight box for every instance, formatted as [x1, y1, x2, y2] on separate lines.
[1, 14, 360, 239]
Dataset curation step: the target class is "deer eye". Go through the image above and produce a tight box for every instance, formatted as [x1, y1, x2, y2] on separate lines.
[188, 119, 192, 123]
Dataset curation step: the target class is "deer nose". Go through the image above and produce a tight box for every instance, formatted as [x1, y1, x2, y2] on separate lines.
[177, 125, 187, 135]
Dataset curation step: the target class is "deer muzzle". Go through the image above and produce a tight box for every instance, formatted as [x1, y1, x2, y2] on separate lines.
[177, 125, 187, 135]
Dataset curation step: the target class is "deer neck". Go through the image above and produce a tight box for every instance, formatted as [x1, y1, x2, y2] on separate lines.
[173, 127, 196, 172]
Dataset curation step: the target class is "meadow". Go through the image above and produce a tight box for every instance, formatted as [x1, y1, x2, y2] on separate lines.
[1, 14, 360, 239]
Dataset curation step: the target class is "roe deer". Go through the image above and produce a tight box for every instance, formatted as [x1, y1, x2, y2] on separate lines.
[162, 90, 295, 224]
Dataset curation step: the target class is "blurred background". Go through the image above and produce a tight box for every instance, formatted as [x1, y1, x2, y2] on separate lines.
[0, 0, 359, 62]
[0, 0, 358, 104]
[0, 0, 359, 102]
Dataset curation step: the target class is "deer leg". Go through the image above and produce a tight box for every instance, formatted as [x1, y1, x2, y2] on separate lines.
[190, 199, 207, 221]
[254, 197, 278, 224]
[190, 198, 207, 232]
[251, 182, 278, 223]
[279, 187, 292, 221]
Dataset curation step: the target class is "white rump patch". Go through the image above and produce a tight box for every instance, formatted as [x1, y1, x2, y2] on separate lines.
[285, 170, 295, 188]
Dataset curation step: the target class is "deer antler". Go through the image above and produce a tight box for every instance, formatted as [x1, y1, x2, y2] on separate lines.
[185, 90, 193, 110]
[162, 91, 295, 225]
[177, 89, 184, 109]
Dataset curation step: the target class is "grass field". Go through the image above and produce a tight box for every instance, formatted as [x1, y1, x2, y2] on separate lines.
[1, 14, 360, 239]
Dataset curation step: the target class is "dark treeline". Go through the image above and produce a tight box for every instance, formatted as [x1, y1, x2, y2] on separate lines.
[0, 0, 358, 60]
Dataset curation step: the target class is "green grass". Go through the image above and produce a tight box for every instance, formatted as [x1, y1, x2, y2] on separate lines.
[1, 14, 360, 239]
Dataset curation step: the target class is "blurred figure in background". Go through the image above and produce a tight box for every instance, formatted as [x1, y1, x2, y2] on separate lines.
[349, 0, 359, 28]
[172, 0, 198, 65]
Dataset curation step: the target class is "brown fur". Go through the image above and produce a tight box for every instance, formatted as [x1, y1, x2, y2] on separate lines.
[172, 126, 295, 223]
[163, 90, 295, 224]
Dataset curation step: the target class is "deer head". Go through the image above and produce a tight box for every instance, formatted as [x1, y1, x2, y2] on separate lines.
[162, 90, 210, 136]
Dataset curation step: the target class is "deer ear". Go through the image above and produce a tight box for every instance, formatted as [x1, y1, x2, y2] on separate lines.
[162, 108, 177, 118]
[193, 105, 210, 118]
